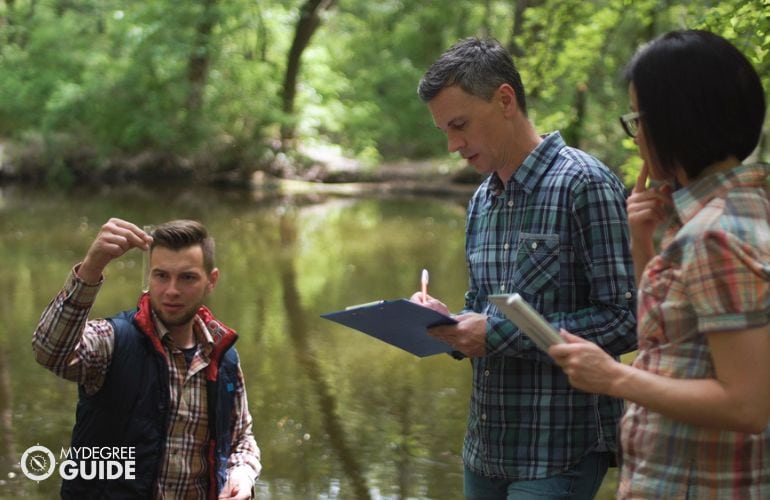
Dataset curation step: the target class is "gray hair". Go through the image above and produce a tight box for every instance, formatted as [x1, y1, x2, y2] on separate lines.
[417, 37, 527, 115]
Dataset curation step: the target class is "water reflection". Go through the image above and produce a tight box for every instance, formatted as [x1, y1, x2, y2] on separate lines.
[277, 212, 369, 498]
[0, 185, 621, 499]
[0, 185, 471, 499]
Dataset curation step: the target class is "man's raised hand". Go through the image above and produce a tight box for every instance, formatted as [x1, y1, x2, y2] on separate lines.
[78, 218, 153, 284]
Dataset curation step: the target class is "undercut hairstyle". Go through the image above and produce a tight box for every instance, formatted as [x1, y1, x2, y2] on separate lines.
[625, 29, 766, 180]
[417, 37, 528, 115]
[150, 219, 215, 273]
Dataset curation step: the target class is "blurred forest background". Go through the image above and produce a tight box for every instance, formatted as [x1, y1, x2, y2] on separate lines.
[0, 0, 768, 188]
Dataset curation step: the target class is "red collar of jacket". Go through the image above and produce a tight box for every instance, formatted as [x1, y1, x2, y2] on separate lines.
[133, 293, 238, 380]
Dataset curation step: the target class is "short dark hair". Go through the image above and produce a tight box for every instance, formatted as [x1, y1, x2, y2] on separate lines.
[417, 37, 528, 115]
[625, 29, 766, 180]
[150, 219, 215, 273]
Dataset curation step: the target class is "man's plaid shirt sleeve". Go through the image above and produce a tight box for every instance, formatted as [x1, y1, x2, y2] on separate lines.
[32, 267, 114, 395]
[226, 366, 262, 483]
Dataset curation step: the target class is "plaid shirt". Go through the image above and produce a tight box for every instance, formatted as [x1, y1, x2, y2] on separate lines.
[461, 132, 637, 480]
[32, 268, 261, 499]
[619, 164, 770, 499]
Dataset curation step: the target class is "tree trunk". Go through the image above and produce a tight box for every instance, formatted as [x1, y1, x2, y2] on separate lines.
[280, 0, 336, 144]
[186, 0, 218, 115]
[562, 82, 587, 147]
[509, 0, 542, 58]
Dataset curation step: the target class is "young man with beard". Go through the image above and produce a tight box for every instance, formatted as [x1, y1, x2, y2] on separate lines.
[33, 218, 260, 499]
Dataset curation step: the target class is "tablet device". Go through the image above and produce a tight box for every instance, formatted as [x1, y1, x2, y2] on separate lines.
[488, 293, 564, 352]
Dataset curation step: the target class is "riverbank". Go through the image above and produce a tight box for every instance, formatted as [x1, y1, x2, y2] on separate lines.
[281, 143, 481, 198]
[0, 138, 482, 198]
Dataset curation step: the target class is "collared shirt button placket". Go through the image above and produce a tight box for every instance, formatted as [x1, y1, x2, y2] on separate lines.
[498, 193, 515, 295]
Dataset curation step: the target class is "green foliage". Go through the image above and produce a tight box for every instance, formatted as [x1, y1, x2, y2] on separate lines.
[696, 0, 770, 91]
[0, 0, 768, 186]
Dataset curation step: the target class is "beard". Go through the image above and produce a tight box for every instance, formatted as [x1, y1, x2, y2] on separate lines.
[156, 308, 199, 327]
[150, 297, 204, 329]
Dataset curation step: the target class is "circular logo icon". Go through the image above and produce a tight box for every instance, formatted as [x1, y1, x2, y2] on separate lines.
[20, 444, 56, 482]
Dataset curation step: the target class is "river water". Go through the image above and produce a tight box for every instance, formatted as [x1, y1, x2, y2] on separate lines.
[0, 183, 616, 499]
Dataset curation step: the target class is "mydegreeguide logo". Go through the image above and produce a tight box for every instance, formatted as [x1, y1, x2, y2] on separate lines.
[19, 444, 136, 482]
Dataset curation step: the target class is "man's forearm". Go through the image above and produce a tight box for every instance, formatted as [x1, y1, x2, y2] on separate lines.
[32, 267, 112, 391]
[227, 375, 262, 480]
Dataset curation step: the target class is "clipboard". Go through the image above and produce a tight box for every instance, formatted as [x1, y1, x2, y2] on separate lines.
[321, 299, 457, 357]
[488, 293, 564, 352]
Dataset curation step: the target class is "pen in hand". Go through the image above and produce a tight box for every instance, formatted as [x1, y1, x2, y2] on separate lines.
[421, 268, 429, 303]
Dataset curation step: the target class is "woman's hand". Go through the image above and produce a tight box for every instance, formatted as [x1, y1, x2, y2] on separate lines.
[549, 331, 624, 396]
[627, 162, 673, 283]
[627, 162, 672, 243]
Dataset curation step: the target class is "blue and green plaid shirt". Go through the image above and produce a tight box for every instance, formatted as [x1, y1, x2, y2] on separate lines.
[461, 132, 637, 480]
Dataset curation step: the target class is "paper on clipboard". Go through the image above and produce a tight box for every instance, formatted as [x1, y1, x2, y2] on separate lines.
[488, 293, 564, 352]
[321, 299, 457, 357]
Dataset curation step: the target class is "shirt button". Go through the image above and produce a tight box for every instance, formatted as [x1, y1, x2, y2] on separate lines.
[503, 243, 510, 250]
[507, 200, 514, 207]
[484, 370, 490, 376]
[481, 413, 487, 420]
[531, 242, 538, 250]
[500, 284, 506, 292]
[625, 291, 633, 299]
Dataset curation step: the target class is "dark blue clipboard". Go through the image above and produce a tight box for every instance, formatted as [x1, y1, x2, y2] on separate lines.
[321, 299, 457, 357]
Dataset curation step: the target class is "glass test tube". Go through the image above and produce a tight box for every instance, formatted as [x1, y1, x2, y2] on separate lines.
[141, 225, 154, 292]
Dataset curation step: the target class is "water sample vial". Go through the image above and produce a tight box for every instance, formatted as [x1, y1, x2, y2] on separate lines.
[141, 225, 154, 292]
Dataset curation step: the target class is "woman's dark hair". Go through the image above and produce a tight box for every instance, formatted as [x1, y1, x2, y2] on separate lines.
[418, 37, 528, 115]
[625, 29, 766, 180]
[150, 219, 215, 273]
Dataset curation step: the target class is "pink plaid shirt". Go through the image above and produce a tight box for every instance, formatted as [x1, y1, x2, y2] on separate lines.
[619, 164, 770, 499]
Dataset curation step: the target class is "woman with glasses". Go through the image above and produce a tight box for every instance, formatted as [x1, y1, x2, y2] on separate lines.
[549, 29, 770, 498]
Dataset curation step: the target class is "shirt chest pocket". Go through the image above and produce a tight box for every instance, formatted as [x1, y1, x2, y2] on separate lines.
[513, 233, 560, 296]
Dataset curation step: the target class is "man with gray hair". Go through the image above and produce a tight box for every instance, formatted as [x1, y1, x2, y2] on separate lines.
[412, 37, 637, 498]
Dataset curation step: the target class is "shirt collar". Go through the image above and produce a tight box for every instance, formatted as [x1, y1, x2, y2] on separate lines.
[152, 311, 215, 356]
[672, 163, 770, 225]
[487, 131, 565, 196]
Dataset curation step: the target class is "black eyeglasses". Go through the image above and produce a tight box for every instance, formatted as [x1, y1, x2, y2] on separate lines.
[619, 111, 642, 138]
